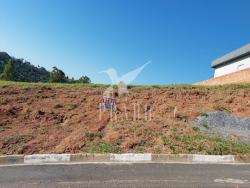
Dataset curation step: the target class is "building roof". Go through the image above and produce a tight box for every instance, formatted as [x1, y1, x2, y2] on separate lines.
[211, 44, 250, 68]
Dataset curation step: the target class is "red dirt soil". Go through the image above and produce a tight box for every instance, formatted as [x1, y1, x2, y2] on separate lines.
[0, 85, 250, 154]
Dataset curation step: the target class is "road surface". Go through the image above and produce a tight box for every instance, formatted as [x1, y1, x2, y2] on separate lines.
[0, 162, 250, 188]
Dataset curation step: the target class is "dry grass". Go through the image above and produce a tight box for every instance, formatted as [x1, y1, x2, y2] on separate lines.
[1, 81, 250, 155]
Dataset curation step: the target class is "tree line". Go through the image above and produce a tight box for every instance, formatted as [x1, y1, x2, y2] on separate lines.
[48, 66, 91, 83]
[0, 52, 91, 83]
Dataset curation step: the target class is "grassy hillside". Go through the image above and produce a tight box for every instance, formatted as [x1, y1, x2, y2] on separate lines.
[1, 81, 250, 155]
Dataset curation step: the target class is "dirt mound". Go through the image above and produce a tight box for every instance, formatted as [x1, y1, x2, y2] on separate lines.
[1, 84, 250, 155]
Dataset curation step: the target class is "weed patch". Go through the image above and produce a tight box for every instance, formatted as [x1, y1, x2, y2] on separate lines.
[213, 105, 231, 113]
[85, 131, 103, 141]
[54, 104, 64, 109]
[0, 98, 9, 105]
[200, 112, 208, 117]
[162, 133, 250, 155]
[87, 143, 121, 153]
[1, 134, 34, 154]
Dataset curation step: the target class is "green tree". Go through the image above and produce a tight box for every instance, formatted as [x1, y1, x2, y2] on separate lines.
[49, 67, 66, 83]
[0, 59, 15, 81]
[78, 76, 91, 83]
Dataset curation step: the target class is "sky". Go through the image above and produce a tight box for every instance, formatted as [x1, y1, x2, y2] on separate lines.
[0, 0, 250, 84]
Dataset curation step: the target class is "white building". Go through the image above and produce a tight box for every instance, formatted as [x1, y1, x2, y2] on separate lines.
[212, 44, 250, 78]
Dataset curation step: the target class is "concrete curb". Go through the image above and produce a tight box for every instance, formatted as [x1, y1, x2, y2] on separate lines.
[1, 153, 250, 165]
[192, 154, 234, 163]
[70, 153, 110, 162]
[0, 155, 24, 164]
[24, 154, 70, 164]
[110, 153, 152, 162]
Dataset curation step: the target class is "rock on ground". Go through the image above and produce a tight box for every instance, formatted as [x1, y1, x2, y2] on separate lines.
[194, 111, 250, 144]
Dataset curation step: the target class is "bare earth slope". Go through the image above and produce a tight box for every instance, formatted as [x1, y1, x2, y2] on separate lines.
[1, 82, 250, 155]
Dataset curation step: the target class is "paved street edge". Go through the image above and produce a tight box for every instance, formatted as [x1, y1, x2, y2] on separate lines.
[0, 153, 250, 165]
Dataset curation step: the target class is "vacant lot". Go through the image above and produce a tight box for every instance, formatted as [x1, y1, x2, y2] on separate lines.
[1, 81, 250, 155]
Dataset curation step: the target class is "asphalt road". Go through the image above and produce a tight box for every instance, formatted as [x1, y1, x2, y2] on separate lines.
[0, 162, 250, 188]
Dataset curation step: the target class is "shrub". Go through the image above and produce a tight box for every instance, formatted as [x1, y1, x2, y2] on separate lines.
[0, 59, 15, 81]
[49, 67, 67, 83]
[78, 76, 91, 84]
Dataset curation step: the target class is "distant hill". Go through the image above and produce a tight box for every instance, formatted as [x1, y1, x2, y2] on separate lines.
[0, 52, 50, 82]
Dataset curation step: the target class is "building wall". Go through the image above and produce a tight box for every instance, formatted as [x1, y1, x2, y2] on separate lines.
[214, 56, 250, 77]
[194, 67, 250, 86]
